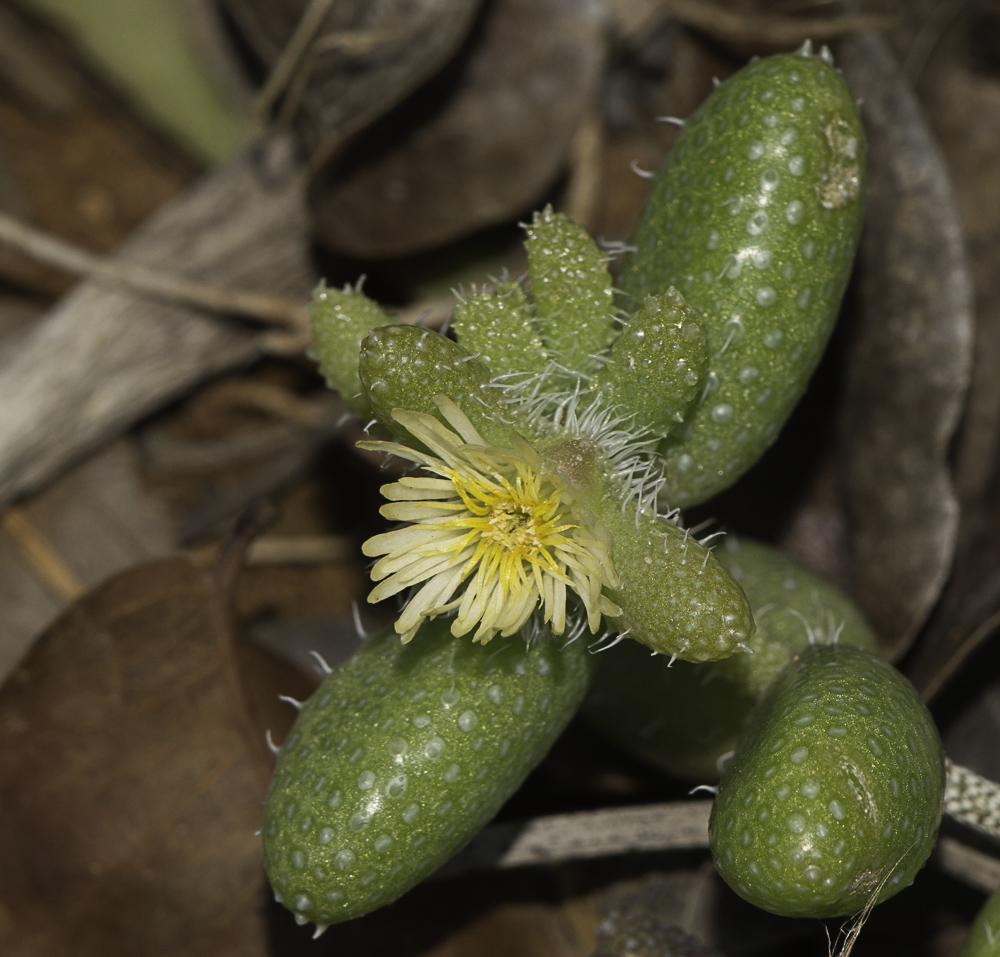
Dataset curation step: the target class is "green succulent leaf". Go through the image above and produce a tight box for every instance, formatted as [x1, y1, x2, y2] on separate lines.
[525, 206, 617, 374]
[357, 325, 507, 446]
[584, 536, 880, 781]
[621, 46, 866, 507]
[594, 287, 709, 438]
[263, 619, 593, 930]
[959, 882, 1000, 957]
[309, 282, 395, 417]
[592, 502, 754, 663]
[709, 643, 944, 919]
[451, 281, 551, 378]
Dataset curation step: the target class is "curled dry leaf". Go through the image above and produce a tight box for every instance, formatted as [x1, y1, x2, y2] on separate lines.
[0, 557, 274, 957]
[308, 0, 608, 258]
[906, 21, 1000, 699]
[222, 0, 481, 161]
[836, 33, 973, 660]
[0, 135, 314, 513]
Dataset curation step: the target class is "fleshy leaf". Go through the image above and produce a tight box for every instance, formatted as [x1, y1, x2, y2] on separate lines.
[310, 283, 393, 416]
[594, 287, 708, 438]
[451, 281, 551, 378]
[525, 207, 617, 374]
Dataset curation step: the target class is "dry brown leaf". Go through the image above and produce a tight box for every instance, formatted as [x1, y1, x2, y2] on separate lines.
[308, 0, 608, 258]
[222, 0, 481, 162]
[904, 13, 1000, 698]
[0, 557, 274, 957]
[837, 33, 973, 660]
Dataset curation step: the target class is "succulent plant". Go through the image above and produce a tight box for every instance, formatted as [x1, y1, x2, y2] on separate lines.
[260, 42, 938, 934]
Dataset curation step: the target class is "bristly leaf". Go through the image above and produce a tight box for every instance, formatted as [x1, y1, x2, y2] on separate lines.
[525, 207, 617, 374]
[620, 48, 866, 507]
[452, 281, 551, 378]
[358, 325, 506, 446]
[309, 282, 393, 417]
[594, 287, 708, 438]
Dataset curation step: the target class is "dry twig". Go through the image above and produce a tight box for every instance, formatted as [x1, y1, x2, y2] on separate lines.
[0, 211, 310, 333]
[0, 506, 86, 602]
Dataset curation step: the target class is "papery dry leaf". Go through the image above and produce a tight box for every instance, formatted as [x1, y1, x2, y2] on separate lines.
[0, 135, 313, 514]
[904, 19, 1000, 699]
[836, 33, 973, 660]
[0, 557, 272, 957]
[222, 0, 481, 163]
[308, 0, 608, 258]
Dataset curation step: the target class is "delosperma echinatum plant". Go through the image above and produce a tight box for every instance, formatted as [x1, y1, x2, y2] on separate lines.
[261, 43, 956, 937]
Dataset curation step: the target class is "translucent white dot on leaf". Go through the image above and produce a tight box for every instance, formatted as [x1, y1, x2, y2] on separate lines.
[711, 403, 734, 423]
[388, 737, 408, 759]
[335, 849, 355, 870]
[760, 169, 779, 191]
[423, 736, 445, 759]
[785, 201, 804, 224]
[348, 811, 371, 833]
[756, 287, 776, 306]
[385, 775, 407, 799]
[763, 329, 784, 348]
[788, 156, 805, 176]
[753, 249, 772, 269]
[458, 711, 478, 732]
[747, 211, 769, 235]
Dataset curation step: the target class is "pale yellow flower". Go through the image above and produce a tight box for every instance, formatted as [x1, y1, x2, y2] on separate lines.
[359, 396, 621, 644]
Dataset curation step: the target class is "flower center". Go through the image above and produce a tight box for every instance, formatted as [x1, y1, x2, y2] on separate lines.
[485, 501, 542, 548]
[448, 466, 569, 575]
